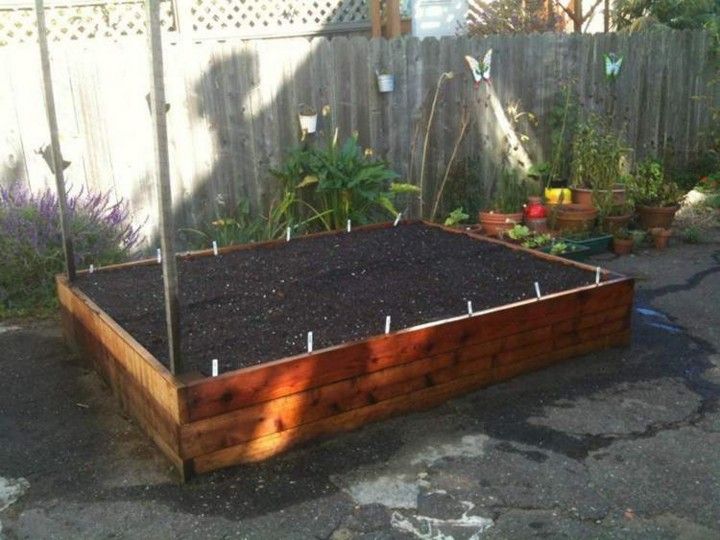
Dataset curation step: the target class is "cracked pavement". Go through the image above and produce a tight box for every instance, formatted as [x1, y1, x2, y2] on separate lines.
[1, 233, 719, 539]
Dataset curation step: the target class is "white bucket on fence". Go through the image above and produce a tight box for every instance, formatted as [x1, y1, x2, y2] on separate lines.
[377, 74, 395, 93]
[299, 113, 318, 134]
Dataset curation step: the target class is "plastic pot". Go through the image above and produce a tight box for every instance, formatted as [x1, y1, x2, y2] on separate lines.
[544, 187, 572, 205]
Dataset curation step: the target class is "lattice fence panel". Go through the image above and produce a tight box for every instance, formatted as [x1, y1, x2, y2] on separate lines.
[191, 0, 370, 36]
[0, 1, 176, 45]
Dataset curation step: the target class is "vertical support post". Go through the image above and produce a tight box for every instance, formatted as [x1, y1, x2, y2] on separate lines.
[145, 0, 183, 374]
[34, 0, 75, 282]
[369, 0, 381, 38]
[386, 0, 401, 38]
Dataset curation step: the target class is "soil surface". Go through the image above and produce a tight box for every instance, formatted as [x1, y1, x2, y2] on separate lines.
[76, 223, 595, 374]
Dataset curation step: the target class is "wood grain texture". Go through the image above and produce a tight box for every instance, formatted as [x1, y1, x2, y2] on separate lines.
[2, 32, 715, 232]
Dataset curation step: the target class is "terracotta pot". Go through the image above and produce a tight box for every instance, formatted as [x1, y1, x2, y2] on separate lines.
[553, 204, 598, 233]
[603, 213, 633, 234]
[612, 237, 634, 255]
[651, 227, 672, 250]
[571, 185, 626, 207]
[479, 211, 523, 237]
[637, 205, 679, 230]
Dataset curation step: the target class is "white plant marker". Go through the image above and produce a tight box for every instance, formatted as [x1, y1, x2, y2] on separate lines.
[211, 359, 219, 377]
[534, 281, 542, 299]
[467, 300, 473, 316]
[286, 226, 291, 242]
[307, 331, 313, 353]
[212, 240, 218, 256]
[394, 213, 402, 227]
[347, 219, 352, 233]
[595, 266, 601, 285]
[385, 315, 392, 334]
[156, 248, 162, 264]
[89, 264, 94, 274]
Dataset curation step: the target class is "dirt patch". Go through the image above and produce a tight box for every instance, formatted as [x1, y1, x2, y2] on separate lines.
[76, 223, 594, 374]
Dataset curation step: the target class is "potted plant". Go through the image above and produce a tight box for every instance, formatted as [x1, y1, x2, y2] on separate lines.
[612, 228, 634, 255]
[569, 117, 627, 208]
[601, 203, 634, 234]
[553, 203, 599, 233]
[651, 227, 672, 250]
[626, 159, 683, 230]
[298, 104, 318, 134]
[376, 70, 395, 93]
[479, 169, 530, 237]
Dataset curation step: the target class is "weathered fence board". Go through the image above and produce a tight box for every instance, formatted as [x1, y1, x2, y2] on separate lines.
[0, 31, 717, 244]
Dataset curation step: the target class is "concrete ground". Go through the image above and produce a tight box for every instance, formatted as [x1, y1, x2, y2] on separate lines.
[1, 233, 719, 539]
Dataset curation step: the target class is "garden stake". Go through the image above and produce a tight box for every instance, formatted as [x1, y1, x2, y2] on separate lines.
[467, 300, 473, 316]
[89, 264, 94, 274]
[156, 248, 162, 264]
[596, 267, 601, 285]
[385, 315, 391, 334]
[211, 359, 218, 377]
[213, 240, 218, 256]
[307, 331, 313, 353]
[286, 227, 291, 242]
[394, 213, 401, 226]
[534, 281, 542, 299]
[347, 219, 351, 233]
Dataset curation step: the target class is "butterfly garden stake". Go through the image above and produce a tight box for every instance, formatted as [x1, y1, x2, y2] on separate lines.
[604, 53, 623, 81]
[465, 49, 492, 88]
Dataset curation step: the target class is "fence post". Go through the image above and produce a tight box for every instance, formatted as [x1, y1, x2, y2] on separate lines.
[144, 0, 183, 374]
[370, 0, 381, 38]
[34, 0, 76, 282]
[386, 0, 401, 37]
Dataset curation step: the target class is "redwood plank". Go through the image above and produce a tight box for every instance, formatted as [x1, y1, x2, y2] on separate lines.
[182, 278, 634, 421]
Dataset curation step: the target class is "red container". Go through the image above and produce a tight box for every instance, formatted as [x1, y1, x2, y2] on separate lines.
[524, 196, 547, 220]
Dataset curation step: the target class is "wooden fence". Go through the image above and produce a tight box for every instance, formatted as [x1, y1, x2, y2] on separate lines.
[0, 31, 717, 242]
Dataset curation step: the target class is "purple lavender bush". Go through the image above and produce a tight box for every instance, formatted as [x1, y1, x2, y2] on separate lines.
[0, 183, 143, 315]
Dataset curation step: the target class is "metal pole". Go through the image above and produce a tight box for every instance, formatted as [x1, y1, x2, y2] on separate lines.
[34, 0, 75, 281]
[144, 0, 183, 374]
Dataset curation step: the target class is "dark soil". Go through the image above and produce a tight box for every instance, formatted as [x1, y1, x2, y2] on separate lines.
[76, 223, 596, 375]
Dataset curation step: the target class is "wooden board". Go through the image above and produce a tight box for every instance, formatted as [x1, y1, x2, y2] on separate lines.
[56, 225, 634, 478]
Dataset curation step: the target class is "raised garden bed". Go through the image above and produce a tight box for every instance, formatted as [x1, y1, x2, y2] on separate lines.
[57, 222, 634, 479]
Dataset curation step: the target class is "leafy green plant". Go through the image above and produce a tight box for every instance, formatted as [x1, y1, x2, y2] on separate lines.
[444, 207, 469, 227]
[613, 227, 633, 240]
[522, 233, 552, 249]
[630, 229, 647, 245]
[571, 116, 627, 191]
[550, 241, 570, 255]
[681, 226, 703, 243]
[271, 134, 418, 230]
[626, 158, 684, 207]
[506, 224, 531, 241]
[487, 169, 534, 214]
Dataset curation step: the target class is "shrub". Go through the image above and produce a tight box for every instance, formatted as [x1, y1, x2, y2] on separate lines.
[625, 159, 683, 207]
[0, 183, 142, 316]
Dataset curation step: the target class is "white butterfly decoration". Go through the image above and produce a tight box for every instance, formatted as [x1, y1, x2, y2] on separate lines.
[465, 49, 492, 86]
[604, 53, 623, 80]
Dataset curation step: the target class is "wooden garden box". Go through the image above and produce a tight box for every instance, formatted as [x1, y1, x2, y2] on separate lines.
[57, 225, 634, 480]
